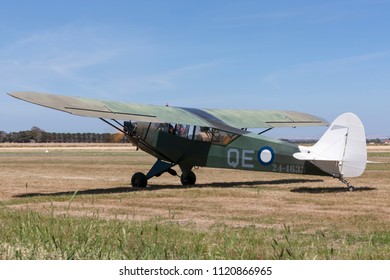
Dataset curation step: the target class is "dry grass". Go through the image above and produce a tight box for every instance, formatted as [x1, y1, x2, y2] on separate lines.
[1, 143, 389, 259]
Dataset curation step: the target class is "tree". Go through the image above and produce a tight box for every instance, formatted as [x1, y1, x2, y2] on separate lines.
[31, 126, 44, 142]
[0, 131, 7, 142]
[113, 133, 125, 143]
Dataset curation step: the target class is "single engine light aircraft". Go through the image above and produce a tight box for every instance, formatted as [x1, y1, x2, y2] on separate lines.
[9, 92, 367, 191]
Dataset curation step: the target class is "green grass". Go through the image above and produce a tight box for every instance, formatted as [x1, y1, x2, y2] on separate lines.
[368, 152, 390, 158]
[1, 207, 389, 260]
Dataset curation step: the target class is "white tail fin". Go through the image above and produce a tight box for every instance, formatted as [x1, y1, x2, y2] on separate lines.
[293, 113, 367, 178]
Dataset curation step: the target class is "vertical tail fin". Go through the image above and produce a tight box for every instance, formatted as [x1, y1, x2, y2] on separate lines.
[293, 113, 367, 178]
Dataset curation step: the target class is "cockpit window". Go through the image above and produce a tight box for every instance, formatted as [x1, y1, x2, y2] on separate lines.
[194, 126, 212, 142]
[155, 122, 239, 146]
[193, 126, 238, 145]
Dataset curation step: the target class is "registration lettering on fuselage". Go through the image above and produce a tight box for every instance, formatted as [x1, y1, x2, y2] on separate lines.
[227, 146, 275, 169]
[227, 148, 255, 168]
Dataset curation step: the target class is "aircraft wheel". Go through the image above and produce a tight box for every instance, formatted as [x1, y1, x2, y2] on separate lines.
[180, 171, 196, 186]
[131, 172, 147, 188]
[348, 185, 355, 192]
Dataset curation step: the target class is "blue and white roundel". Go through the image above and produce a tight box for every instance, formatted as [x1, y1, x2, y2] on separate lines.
[257, 146, 275, 166]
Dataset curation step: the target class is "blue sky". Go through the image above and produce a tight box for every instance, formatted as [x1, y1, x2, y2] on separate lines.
[1, 0, 389, 138]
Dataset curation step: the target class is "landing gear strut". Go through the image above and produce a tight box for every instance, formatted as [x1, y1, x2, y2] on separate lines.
[131, 159, 176, 188]
[339, 176, 355, 192]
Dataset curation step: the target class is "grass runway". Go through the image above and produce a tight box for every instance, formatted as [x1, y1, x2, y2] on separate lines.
[1, 143, 389, 259]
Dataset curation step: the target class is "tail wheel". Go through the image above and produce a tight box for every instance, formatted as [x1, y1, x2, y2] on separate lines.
[180, 171, 196, 186]
[131, 172, 147, 188]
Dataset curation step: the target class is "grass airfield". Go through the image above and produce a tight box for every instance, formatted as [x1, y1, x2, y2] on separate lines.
[1, 143, 389, 259]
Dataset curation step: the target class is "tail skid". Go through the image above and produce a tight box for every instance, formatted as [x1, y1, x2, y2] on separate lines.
[294, 113, 367, 181]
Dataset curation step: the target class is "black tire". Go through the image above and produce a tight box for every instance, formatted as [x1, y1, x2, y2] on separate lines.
[131, 172, 147, 188]
[180, 171, 196, 186]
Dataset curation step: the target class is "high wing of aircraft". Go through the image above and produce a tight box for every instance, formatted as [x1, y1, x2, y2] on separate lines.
[9, 91, 367, 191]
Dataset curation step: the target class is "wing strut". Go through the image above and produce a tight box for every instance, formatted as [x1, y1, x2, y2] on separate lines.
[258, 128, 273, 135]
[99, 118, 126, 134]
[99, 118, 177, 164]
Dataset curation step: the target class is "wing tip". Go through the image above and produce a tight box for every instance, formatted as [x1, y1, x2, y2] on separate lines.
[8, 91, 37, 100]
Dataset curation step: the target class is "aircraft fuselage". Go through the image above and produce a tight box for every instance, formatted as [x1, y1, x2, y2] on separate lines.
[128, 121, 327, 177]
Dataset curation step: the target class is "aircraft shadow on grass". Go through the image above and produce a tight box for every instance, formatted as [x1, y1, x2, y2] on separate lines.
[290, 186, 376, 194]
[14, 178, 327, 198]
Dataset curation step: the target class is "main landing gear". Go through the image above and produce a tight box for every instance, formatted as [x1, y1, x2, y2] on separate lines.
[131, 172, 148, 188]
[180, 171, 196, 186]
[130, 159, 197, 188]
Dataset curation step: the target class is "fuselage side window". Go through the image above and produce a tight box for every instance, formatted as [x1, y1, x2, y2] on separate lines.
[211, 128, 238, 145]
[194, 126, 212, 142]
[155, 123, 170, 132]
[176, 124, 189, 138]
[157, 123, 194, 139]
